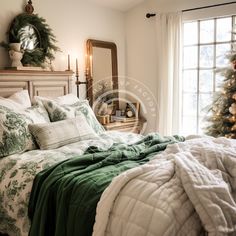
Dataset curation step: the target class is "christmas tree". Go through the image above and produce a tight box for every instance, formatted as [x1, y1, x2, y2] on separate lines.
[205, 52, 236, 138]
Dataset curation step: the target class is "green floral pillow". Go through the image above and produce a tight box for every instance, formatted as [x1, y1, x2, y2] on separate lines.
[0, 105, 35, 158]
[41, 100, 74, 121]
[72, 100, 105, 134]
[20, 104, 50, 123]
[0, 104, 50, 158]
[42, 100, 105, 134]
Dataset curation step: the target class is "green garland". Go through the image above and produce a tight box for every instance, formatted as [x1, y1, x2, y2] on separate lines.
[1, 13, 60, 67]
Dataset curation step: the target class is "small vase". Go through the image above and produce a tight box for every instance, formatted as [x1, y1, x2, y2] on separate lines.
[9, 43, 21, 52]
[9, 50, 23, 67]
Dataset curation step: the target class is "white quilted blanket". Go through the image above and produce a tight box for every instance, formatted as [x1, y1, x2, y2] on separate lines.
[93, 136, 236, 236]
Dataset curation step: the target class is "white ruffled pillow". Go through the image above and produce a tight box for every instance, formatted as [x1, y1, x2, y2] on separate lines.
[0, 90, 31, 110]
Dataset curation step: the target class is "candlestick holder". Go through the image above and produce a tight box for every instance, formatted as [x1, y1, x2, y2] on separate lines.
[75, 73, 88, 98]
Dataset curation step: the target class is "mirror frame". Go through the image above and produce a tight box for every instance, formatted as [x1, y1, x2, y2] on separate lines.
[86, 39, 119, 109]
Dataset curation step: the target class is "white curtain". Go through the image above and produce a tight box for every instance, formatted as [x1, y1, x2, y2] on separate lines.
[156, 12, 182, 136]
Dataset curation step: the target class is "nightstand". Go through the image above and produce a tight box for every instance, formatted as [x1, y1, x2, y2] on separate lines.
[103, 118, 146, 134]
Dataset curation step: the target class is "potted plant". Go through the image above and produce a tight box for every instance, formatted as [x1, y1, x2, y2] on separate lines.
[0, 26, 22, 51]
[0, 28, 23, 67]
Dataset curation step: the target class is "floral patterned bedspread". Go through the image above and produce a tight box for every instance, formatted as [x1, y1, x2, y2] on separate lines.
[0, 131, 142, 236]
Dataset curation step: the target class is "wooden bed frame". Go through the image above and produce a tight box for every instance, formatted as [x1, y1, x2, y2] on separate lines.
[0, 70, 73, 99]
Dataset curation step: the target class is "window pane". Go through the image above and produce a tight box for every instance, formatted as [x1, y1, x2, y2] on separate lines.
[216, 17, 232, 42]
[233, 17, 236, 40]
[184, 46, 198, 68]
[183, 70, 197, 92]
[183, 93, 197, 116]
[216, 43, 231, 67]
[199, 93, 212, 116]
[200, 45, 214, 68]
[200, 20, 214, 43]
[182, 116, 197, 135]
[184, 22, 198, 45]
[199, 70, 213, 92]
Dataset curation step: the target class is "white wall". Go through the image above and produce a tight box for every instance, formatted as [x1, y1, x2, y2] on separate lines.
[0, 0, 126, 98]
[125, 2, 158, 133]
[125, 0, 236, 133]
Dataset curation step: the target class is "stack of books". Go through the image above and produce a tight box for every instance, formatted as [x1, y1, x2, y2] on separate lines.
[111, 116, 139, 123]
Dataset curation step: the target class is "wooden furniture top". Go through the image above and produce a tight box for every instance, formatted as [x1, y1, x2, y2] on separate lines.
[0, 69, 73, 76]
[103, 118, 146, 134]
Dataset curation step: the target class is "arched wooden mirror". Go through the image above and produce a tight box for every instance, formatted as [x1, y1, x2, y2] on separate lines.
[86, 39, 119, 113]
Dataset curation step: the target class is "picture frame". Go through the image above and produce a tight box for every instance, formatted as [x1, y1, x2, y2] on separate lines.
[125, 102, 140, 118]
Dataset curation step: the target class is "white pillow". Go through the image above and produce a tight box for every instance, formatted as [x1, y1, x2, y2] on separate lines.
[0, 90, 31, 110]
[54, 93, 80, 105]
[29, 114, 99, 150]
[34, 93, 79, 105]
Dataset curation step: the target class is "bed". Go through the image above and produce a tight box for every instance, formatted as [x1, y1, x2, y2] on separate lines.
[0, 70, 235, 236]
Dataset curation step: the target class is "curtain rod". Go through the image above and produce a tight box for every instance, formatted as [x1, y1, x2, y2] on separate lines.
[146, 1, 236, 18]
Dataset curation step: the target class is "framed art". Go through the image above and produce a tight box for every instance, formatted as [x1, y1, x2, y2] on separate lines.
[125, 102, 140, 118]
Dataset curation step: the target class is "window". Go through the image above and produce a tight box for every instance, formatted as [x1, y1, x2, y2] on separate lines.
[182, 16, 236, 135]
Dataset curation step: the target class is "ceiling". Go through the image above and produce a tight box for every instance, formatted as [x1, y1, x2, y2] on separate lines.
[88, 0, 145, 12]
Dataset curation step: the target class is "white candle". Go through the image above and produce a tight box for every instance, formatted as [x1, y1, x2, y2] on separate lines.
[68, 54, 71, 70]
[76, 58, 79, 76]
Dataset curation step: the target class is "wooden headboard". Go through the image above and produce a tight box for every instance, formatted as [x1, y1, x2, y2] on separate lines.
[0, 70, 73, 99]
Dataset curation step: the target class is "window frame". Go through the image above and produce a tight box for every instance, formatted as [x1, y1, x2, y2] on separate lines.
[181, 15, 236, 134]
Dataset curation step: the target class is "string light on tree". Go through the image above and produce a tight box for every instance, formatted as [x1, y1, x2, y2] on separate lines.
[205, 49, 236, 138]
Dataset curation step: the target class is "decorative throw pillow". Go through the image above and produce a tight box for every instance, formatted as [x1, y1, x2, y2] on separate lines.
[0, 90, 31, 110]
[41, 100, 75, 121]
[42, 99, 105, 134]
[29, 115, 99, 150]
[0, 104, 50, 158]
[0, 105, 35, 158]
[19, 104, 50, 123]
[72, 100, 105, 134]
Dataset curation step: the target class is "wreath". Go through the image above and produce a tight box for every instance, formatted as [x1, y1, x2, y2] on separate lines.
[0, 13, 60, 67]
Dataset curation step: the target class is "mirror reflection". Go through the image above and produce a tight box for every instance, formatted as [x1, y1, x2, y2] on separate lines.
[93, 47, 113, 102]
[19, 24, 39, 50]
[86, 39, 119, 112]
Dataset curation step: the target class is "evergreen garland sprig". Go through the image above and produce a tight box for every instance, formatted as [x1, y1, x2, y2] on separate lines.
[0, 13, 60, 67]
